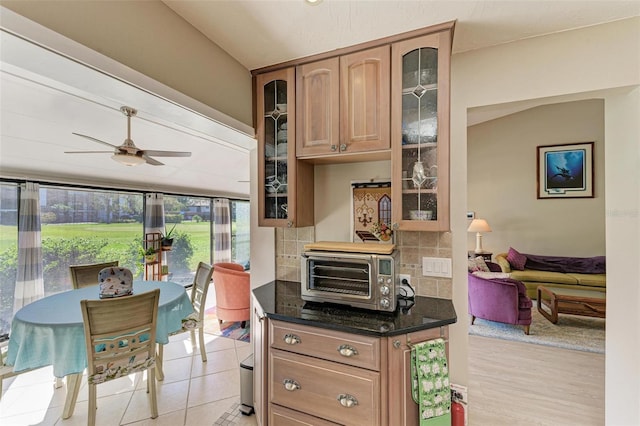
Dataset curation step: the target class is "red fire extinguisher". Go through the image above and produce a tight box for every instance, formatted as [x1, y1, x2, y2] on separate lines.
[451, 390, 465, 426]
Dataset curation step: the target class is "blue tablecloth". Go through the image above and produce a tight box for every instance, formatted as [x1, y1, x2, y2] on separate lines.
[7, 281, 194, 378]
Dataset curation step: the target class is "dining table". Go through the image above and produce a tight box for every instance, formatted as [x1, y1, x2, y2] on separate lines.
[6, 280, 194, 419]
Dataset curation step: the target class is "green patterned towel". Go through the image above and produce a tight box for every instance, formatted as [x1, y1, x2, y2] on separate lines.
[411, 338, 451, 425]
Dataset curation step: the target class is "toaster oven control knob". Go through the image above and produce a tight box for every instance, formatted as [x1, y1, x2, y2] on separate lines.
[377, 276, 384, 284]
[380, 298, 391, 309]
[386, 277, 392, 284]
[380, 285, 390, 296]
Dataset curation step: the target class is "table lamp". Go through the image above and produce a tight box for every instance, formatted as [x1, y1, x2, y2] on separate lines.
[467, 219, 492, 253]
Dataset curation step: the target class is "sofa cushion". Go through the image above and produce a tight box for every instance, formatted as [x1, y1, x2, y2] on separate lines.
[510, 269, 579, 285]
[472, 271, 511, 280]
[468, 256, 490, 272]
[524, 253, 606, 274]
[567, 273, 606, 287]
[507, 247, 527, 270]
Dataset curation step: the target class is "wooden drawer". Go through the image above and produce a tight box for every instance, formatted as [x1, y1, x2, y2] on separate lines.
[270, 320, 380, 371]
[270, 349, 380, 426]
[270, 404, 341, 425]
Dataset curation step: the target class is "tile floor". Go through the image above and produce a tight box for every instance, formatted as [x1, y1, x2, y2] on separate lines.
[0, 285, 258, 426]
[1, 332, 258, 426]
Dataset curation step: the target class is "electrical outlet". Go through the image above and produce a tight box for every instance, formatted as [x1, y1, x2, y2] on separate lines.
[398, 274, 411, 286]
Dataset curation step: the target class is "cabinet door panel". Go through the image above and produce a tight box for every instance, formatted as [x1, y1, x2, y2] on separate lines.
[257, 68, 314, 227]
[296, 58, 340, 157]
[270, 320, 380, 371]
[386, 327, 448, 426]
[391, 31, 451, 232]
[340, 45, 390, 153]
[270, 349, 380, 426]
[270, 404, 341, 426]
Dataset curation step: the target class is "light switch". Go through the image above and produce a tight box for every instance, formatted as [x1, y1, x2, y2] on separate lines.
[422, 257, 452, 278]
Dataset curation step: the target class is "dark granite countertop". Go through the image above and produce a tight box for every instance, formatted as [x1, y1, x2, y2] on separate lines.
[252, 280, 457, 337]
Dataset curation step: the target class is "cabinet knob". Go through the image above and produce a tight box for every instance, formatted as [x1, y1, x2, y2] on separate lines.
[330, 144, 337, 152]
[337, 344, 358, 357]
[340, 143, 347, 151]
[283, 334, 301, 345]
[393, 340, 402, 349]
[283, 379, 301, 391]
[337, 394, 358, 408]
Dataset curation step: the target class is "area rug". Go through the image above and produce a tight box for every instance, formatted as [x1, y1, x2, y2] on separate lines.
[203, 306, 250, 343]
[468, 308, 605, 354]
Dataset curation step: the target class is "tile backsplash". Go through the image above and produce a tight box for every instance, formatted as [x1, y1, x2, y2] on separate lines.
[275, 227, 453, 300]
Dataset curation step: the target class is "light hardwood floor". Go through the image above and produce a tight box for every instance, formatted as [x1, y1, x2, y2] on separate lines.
[468, 334, 605, 425]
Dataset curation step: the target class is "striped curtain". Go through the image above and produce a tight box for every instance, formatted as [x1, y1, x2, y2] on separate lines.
[213, 198, 231, 263]
[145, 193, 165, 236]
[14, 182, 44, 312]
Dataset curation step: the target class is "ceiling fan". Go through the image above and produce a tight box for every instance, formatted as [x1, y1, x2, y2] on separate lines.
[65, 106, 192, 166]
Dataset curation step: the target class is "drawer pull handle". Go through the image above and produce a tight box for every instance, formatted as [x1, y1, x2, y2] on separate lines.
[337, 344, 358, 357]
[337, 393, 358, 408]
[283, 379, 301, 391]
[283, 334, 301, 345]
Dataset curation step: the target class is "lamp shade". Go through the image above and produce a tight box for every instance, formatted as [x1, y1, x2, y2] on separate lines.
[467, 219, 491, 233]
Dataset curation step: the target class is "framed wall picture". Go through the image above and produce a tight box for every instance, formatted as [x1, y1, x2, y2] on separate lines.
[537, 142, 594, 199]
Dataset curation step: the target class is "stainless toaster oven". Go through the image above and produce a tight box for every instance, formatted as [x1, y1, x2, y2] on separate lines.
[301, 243, 399, 312]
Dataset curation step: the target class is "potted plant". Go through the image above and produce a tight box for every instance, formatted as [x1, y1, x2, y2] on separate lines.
[140, 246, 157, 263]
[161, 223, 177, 249]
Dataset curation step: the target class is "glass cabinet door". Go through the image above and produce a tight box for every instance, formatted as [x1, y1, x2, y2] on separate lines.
[257, 68, 313, 228]
[263, 79, 289, 221]
[391, 31, 451, 231]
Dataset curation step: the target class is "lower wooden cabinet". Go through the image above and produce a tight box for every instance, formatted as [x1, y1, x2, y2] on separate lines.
[255, 318, 449, 426]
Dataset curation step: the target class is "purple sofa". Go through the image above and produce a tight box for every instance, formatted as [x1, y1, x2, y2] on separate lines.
[468, 262, 533, 334]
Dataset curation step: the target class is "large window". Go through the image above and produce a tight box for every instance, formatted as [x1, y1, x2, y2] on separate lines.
[231, 200, 250, 269]
[0, 180, 250, 337]
[0, 183, 18, 337]
[163, 195, 211, 285]
[40, 186, 144, 294]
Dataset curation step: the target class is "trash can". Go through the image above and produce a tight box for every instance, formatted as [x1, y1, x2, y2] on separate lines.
[239, 353, 254, 415]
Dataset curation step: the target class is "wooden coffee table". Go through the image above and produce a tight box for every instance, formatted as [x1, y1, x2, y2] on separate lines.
[537, 285, 606, 324]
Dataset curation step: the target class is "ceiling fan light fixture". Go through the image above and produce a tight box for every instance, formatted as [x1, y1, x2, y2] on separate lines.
[112, 153, 145, 166]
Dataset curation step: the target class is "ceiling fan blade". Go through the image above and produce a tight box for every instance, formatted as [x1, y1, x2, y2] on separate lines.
[64, 150, 114, 154]
[72, 132, 120, 149]
[142, 154, 164, 166]
[142, 150, 192, 158]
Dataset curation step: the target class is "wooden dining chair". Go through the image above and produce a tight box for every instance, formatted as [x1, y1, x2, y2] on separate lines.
[69, 261, 119, 289]
[156, 262, 213, 380]
[0, 339, 24, 401]
[80, 289, 160, 426]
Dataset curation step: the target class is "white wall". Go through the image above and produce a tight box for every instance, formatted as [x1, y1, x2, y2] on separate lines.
[603, 87, 640, 424]
[467, 99, 606, 257]
[451, 17, 640, 425]
[1, 1, 253, 126]
[314, 161, 391, 242]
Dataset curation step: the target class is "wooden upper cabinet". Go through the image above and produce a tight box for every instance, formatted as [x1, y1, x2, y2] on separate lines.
[296, 57, 340, 157]
[340, 45, 391, 154]
[296, 46, 390, 159]
[390, 30, 452, 232]
[256, 68, 314, 228]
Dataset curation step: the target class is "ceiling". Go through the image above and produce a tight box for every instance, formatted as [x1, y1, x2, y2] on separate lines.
[1, 1, 639, 197]
[163, 0, 640, 71]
